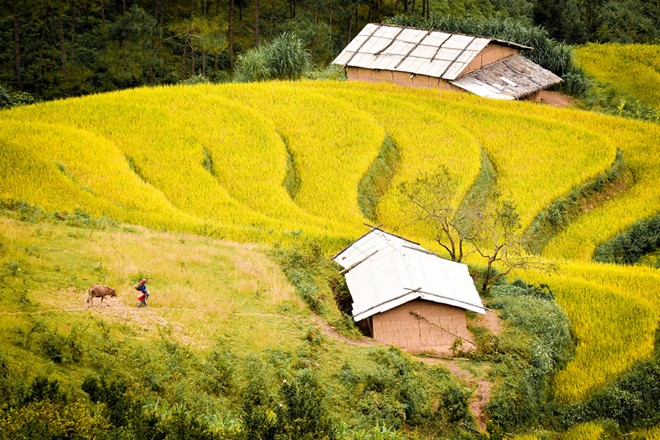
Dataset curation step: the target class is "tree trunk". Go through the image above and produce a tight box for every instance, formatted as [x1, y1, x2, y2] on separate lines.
[329, 2, 333, 40]
[481, 258, 494, 294]
[254, 0, 260, 46]
[122, 0, 126, 14]
[269, 0, 274, 37]
[346, 11, 352, 45]
[70, 1, 76, 67]
[58, 13, 68, 82]
[229, 0, 234, 69]
[12, 11, 22, 90]
[190, 37, 195, 76]
[181, 38, 187, 78]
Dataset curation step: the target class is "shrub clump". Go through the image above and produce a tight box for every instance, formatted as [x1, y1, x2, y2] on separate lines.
[523, 148, 631, 254]
[234, 33, 312, 82]
[564, 329, 660, 432]
[593, 214, 660, 265]
[481, 281, 574, 435]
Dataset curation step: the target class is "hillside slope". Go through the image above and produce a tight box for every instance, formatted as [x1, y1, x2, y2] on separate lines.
[1, 80, 659, 437]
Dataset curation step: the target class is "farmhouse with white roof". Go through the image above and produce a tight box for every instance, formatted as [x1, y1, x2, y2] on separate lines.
[333, 228, 485, 354]
[333, 23, 562, 100]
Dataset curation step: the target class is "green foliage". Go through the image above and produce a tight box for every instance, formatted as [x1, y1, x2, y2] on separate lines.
[180, 74, 212, 85]
[277, 368, 335, 439]
[353, 348, 433, 428]
[578, 82, 660, 123]
[272, 241, 349, 317]
[282, 135, 301, 200]
[0, 84, 35, 109]
[203, 346, 236, 397]
[480, 282, 574, 434]
[358, 135, 400, 223]
[524, 149, 631, 254]
[565, 329, 660, 431]
[235, 33, 311, 82]
[559, 65, 592, 97]
[593, 214, 660, 265]
[234, 46, 272, 82]
[267, 33, 314, 80]
[82, 376, 136, 427]
[99, 5, 167, 90]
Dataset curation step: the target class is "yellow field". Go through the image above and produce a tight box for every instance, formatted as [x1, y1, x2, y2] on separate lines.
[1, 80, 658, 403]
[576, 43, 660, 108]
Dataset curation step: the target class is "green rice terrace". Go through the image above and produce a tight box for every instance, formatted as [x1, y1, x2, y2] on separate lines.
[0, 78, 658, 439]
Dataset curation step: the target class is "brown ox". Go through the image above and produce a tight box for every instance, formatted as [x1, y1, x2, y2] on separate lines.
[87, 285, 117, 305]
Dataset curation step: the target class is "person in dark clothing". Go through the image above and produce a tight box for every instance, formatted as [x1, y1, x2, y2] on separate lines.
[136, 278, 150, 308]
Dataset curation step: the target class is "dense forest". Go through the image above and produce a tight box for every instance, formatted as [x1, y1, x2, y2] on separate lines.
[0, 0, 658, 100]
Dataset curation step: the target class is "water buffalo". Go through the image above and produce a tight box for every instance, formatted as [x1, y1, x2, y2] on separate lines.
[87, 285, 117, 305]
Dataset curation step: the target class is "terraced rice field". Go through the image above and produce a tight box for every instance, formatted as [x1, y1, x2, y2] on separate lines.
[1, 79, 658, 402]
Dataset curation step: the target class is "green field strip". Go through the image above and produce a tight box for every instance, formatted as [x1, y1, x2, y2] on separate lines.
[357, 134, 400, 223]
[523, 148, 633, 254]
[0, 120, 207, 232]
[455, 148, 498, 234]
[521, 262, 659, 402]
[208, 82, 385, 231]
[308, 82, 482, 245]
[540, 119, 660, 261]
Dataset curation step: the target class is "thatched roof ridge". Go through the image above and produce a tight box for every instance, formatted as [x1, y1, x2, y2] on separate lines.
[450, 54, 562, 100]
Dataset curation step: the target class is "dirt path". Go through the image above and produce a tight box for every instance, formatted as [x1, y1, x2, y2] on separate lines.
[417, 356, 492, 432]
[536, 90, 575, 108]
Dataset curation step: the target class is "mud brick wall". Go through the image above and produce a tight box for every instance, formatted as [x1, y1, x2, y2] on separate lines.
[346, 67, 461, 92]
[371, 299, 470, 354]
[463, 44, 519, 74]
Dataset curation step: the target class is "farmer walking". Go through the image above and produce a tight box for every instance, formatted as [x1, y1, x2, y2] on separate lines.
[136, 278, 150, 308]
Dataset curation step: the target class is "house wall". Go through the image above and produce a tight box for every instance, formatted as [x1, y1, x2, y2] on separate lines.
[346, 67, 461, 92]
[370, 299, 471, 354]
[462, 44, 520, 74]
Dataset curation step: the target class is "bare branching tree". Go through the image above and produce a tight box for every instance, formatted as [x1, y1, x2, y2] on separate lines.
[400, 169, 547, 292]
[472, 199, 547, 294]
[398, 165, 474, 262]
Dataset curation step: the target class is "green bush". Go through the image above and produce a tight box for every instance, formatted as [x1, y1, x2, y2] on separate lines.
[0, 84, 35, 109]
[566, 329, 660, 431]
[272, 240, 350, 316]
[593, 214, 660, 265]
[357, 135, 400, 223]
[484, 282, 574, 433]
[234, 33, 311, 82]
[357, 348, 433, 428]
[524, 149, 630, 254]
[277, 368, 335, 439]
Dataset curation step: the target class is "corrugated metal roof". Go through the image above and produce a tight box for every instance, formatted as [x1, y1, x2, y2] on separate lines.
[451, 54, 562, 99]
[333, 24, 506, 80]
[333, 229, 485, 321]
